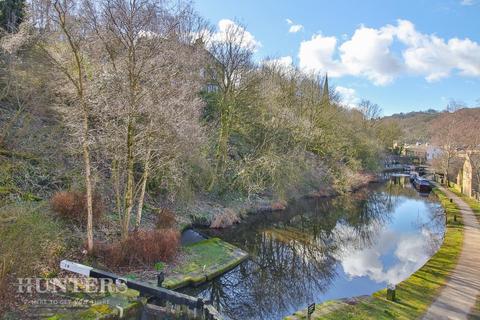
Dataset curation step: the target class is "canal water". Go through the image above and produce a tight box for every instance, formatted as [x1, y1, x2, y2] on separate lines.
[182, 175, 444, 320]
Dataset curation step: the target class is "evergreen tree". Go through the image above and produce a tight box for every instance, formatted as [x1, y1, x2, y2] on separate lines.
[0, 0, 25, 33]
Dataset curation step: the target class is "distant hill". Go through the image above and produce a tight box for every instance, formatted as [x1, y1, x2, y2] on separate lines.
[381, 109, 440, 143]
[382, 107, 480, 144]
[381, 108, 480, 143]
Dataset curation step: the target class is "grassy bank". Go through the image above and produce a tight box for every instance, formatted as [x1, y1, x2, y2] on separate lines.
[447, 188, 480, 320]
[448, 188, 480, 222]
[0, 202, 78, 317]
[469, 295, 480, 320]
[0, 202, 71, 279]
[286, 188, 464, 320]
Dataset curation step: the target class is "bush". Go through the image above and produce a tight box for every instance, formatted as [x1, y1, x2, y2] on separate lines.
[95, 228, 180, 267]
[50, 191, 104, 225]
[155, 208, 176, 229]
[271, 200, 287, 211]
[210, 209, 240, 229]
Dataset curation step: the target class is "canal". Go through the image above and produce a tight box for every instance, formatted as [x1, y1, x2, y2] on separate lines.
[182, 175, 444, 320]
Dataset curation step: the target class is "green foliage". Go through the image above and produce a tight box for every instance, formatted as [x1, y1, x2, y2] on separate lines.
[154, 262, 165, 272]
[204, 66, 386, 199]
[0, 0, 25, 33]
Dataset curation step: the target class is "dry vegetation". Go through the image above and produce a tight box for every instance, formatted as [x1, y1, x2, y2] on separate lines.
[94, 229, 180, 268]
[50, 191, 104, 225]
[0, 1, 397, 316]
[210, 208, 240, 229]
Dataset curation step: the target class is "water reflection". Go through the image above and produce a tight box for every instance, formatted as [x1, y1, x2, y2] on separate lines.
[185, 176, 443, 320]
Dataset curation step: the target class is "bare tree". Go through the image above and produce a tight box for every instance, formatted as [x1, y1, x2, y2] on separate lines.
[430, 111, 463, 186]
[38, 0, 96, 252]
[206, 20, 256, 181]
[86, 0, 205, 236]
[445, 99, 465, 113]
[358, 99, 382, 125]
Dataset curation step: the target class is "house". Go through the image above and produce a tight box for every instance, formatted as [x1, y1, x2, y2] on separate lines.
[456, 152, 480, 199]
[402, 143, 429, 164]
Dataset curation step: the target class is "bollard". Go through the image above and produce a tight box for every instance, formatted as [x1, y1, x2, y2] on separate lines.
[157, 272, 165, 287]
[387, 284, 396, 301]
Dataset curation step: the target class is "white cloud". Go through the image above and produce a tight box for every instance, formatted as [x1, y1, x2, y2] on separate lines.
[286, 18, 304, 33]
[339, 25, 402, 85]
[209, 19, 261, 51]
[298, 26, 401, 85]
[336, 225, 438, 285]
[298, 34, 344, 76]
[264, 56, 293, 69]
[396, 20, 480, 82]
[289, 25, 304, 33]
[335, 86, 359, 108]
[461, 0, 474, 5]
[297, 19, 480, 85]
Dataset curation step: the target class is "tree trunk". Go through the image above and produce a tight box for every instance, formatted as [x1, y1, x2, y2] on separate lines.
[216, 96, 232, 176]
[53, 0, 94, 253]
[82, 108, 94, 253]
[112, 158, 123, 222]
[135, 144, 151, 229]
[122, 119, 135, 239]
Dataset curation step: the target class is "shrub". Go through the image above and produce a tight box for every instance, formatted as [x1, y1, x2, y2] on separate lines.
[155, 208, 176, 229]
[271, 200, 287, 211]
[50, 191, 104, 225]
[210, 208, 240, 229]
[95, 228, 180, 267]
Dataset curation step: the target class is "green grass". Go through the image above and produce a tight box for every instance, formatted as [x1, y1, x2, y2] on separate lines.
[285, 188, 464, 320]
[468, 295, 480, 320]
[448, 188, 480, 223]
[162, 237, 248, 289]
[0, 202, 71, 278]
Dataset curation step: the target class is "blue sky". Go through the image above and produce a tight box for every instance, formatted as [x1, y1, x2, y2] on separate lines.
[194, 0, 480, 115]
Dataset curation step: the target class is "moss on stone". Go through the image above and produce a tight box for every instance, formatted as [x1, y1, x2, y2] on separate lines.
[162, 237, 248, 289]
[43, 289, 143, 320]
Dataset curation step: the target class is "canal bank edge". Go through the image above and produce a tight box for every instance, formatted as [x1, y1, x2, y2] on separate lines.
[285, 187, 464, 320]
[161, 237, 249, 290]
[44, 238, 247, 320]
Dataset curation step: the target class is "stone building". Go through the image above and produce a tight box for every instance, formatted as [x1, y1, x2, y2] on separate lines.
[455, 153, 480, 200]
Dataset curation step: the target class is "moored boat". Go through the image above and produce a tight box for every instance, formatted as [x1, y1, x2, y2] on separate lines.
[413, 176, 432, 192]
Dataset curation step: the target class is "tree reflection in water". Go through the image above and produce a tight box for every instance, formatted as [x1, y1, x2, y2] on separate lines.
[184, 178, 444, 320]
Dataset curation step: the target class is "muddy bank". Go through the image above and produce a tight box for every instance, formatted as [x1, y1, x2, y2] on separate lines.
[182, 172, 381, 230]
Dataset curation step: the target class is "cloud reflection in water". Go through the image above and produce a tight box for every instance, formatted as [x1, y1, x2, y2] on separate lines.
[337, 224, 442, 285]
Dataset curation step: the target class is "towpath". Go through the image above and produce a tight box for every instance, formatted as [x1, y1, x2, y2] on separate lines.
[422, 186, 480, 320]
